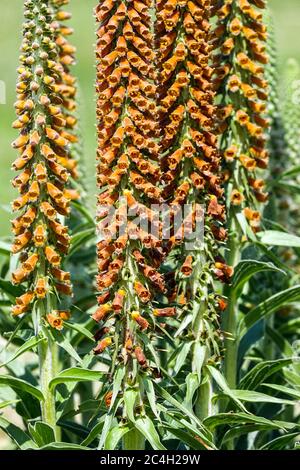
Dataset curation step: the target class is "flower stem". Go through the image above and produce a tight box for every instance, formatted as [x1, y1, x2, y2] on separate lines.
[37, 298, 59, 440]
[223, 288, 238, 389]
[191, 254, 213, 422]
[195, 374, 212, 421]
[223, 216, 241, 389]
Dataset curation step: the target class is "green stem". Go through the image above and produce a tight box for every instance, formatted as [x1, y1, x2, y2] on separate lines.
[223, 216, 241, 390]
[195, 375, 212, 421]
[123, 428, 145, 450]
[191, 252, 213, 421]
[37, 295, 59, 440]
[222, 217, 241, 449]
[223, 289, 238, 389]
[39, 333, 59, 439]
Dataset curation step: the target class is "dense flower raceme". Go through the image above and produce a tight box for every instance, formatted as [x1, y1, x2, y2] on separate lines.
[51, 0, 80, 182]
[213, 0, 269, 231]
[264, 15, 288, 224]
[157, 0, 231, 368]
[278, 59, 300, 240]
[94, 0, 169, 399]
[11, 0, 78, 327]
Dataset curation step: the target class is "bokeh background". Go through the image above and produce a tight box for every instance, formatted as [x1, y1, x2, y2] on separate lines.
[0, 0, 299, 237]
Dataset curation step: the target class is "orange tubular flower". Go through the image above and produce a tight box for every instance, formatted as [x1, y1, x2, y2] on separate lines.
[213, 0, 269, 225]
[47, 312, 64, 330]
[94, 337, 112, 355]
[131, 311, 149, 331]
[10, 0, 75, 323]
[49, 0, 79, 181]
[94, 0, 167, 412]
[157, 0, 229, 370]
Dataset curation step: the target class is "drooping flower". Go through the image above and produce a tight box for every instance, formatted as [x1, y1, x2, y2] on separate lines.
[213, 0, 269, 230]
[94, 1, 167, 416]
[157, 0, 231, 378]
[11, 0, 77, 323]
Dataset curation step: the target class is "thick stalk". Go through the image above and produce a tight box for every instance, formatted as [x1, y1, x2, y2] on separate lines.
[122, 252, 145, 451]
[221, 217, 241, 449]
[39, 332, 59, 439]
[195, 376, 212, 421]
[222, 216, 241, 389]
[192, 295, 213, 421]
[37, 298, 59, 439]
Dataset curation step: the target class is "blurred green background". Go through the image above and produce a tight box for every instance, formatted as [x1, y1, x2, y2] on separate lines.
[0, 0, 299, 237]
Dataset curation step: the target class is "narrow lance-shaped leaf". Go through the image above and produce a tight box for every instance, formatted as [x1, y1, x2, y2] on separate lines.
[239, 286, 300, 335]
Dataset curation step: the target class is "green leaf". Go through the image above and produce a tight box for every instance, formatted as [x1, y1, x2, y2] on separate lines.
[71, 201, 95, 225]
[124, 388, 138, 423]
[239, 358, 293, 390]
[174, 313, 193, 337]
[140, 333, 161, 369]
[0, 278, 24, 301]
[0, 241, 11, 255]
[204, 413, 286, 431]
[98, 409, 117, 450]
[164, 425, 208, 450]
[143, 376, 159, 419]
[280, 165, 300, 179]
[104, 425, 130, 450]
[0, 334, 45, 367]
[69, 228, 95, 257]
[54, 332, 83, 364]
[260, 433, 300, 450]
[221, 424, 280, 446]
[61, 399, 100, 420]
[154, 383, 203, 429]
[0, 376, 44, 401]
[40, 442, 91, 450]
[49, 367, 103, 391]
[283, 368, 300, 387]
[0, 399, 20, 409]
[64, 321, 94, 342]
[154, 383, 215, 448]
[232, 260, 285, 295]
[173, 342, 192, 375]
[266, 325, 295, 357]
[0, 416, 37, 450]
[275, 181, 300, 196]
[135, 415, 166, 450]
[207, 365, 248, 413]
[174, 412, 217, 449]
[261, 383, 300, 400]
[98, 371, 124, 449]
[240, 286, 300, 335]
[257, 230, 300, 247]
[58, 420, 90, 439]
[28, 422, 55, 447]
[256, 242, 294, 273]
[279, 317, 300, 335]
[109, 366, 125, 410]
[192, 343, 206, 381]
[238, 320, 264, 363]
[221, 389, 296, 405]
[183, 373, 200, 411]
[236, 212, 256, 241]
[81, 419, 105, 447]
[2, 316, 28, 351]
